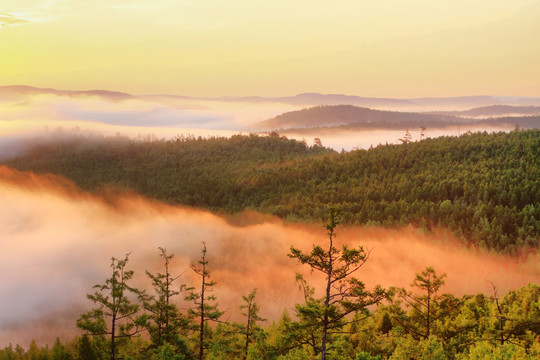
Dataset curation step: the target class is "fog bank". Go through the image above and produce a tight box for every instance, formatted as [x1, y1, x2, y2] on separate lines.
[1, 166, 538, 347]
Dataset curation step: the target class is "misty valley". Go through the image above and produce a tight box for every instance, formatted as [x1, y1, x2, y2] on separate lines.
[2, 0, 540, 358]
[0, 128, 539, 360]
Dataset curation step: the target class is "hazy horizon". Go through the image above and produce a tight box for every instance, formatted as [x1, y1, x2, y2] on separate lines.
[1, 86, 534, 154]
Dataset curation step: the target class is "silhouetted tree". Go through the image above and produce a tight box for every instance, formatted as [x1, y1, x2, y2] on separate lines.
[186, 243, 223, 360]
[77, 334, 99, 360]
[239, 289, 266, 359]
[378, 312, 393, 337]
[77, 254, 145, 360]
[141, 247, 192, 356]
[51, 338, 73, 360]
[289, 208, 386, 360]
[398, 129, 412, 144]
[420, 126, 426, 140]
[394, 267, 461, 341]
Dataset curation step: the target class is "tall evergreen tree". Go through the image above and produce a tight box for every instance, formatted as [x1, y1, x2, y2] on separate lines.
[239, 289, 266, 359]
[394, 267, 461, 340]
[142, 247, 192, 355]
[289, 208, 386, 360]
[77, 254, 145, 360]
[186, 243, 223, 360]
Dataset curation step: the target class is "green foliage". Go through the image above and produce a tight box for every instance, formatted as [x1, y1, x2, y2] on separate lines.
[77, 335, 99, 360]
[239, 289, 266, 359]
[0, 345, 18, 360]
[486, 283, 540, 347]
[25, 340, 49, 360]
[460, 341, 531, 360]
[393, 267, 457, 340]
[356, 352, 382, 360]
[390, 336, 447, 360]
[50, 338, 73, 360]
[152, 343, 186, 360]
[3, 277, 540, 360]
[377, 312, 393, 336]
[5, 130, 539, 252]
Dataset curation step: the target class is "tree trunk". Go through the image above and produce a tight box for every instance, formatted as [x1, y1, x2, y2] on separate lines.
[426, 291, 431, 339]
[199, 263, 206, 360]
[320, 228, 334, 360]
[244, 315, 250, 360]
[111, 313, 116, 360]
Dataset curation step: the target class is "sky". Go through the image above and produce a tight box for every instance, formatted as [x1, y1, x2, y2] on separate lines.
[1, 0, 539, 97]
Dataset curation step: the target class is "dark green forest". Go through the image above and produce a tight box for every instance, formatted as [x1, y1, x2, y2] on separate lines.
[4, 129, 539, 253]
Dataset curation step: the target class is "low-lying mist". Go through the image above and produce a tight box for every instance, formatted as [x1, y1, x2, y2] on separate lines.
[281, 125, 516, 150]
[0, 91, 524, 156]
[0, 92, 294, 137]
[1, 166, 538, 347]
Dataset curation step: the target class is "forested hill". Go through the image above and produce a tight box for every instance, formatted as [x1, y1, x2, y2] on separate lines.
[254, 105, 461, 129]
[4, 130, 539, 253]
[253, 104, 540, 131]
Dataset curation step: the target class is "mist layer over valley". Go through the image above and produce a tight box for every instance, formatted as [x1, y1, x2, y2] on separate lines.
[1, 166, 539, 347]
[2, 86, 539, 153]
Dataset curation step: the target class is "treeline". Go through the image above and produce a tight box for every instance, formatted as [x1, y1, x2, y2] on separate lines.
[4, 129, 539, 253]
[2, 216, 540, 360]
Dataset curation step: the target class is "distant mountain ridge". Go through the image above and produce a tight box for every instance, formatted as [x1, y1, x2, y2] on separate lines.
[0, 85, 135, 101]
[2, 85, 540, 109]
[217, 93, 540, 108]
[429, 105, 540, 118]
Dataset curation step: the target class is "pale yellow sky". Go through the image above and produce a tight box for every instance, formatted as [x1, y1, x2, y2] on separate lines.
[0, 0, 539, 97]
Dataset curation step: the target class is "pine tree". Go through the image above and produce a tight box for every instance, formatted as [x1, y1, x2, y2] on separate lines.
[289, 208, 386, 360]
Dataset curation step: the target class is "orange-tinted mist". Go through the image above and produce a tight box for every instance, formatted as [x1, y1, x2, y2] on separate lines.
[0, 166, 538, 347]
